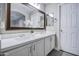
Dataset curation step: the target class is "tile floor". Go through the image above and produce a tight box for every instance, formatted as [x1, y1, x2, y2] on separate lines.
[48, 49, 76, 56]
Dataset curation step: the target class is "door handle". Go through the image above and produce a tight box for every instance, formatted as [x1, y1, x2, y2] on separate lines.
[60, 29, 63, 32]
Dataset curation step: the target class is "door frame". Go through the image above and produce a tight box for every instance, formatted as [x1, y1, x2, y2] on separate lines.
[59, 4, 62, 50]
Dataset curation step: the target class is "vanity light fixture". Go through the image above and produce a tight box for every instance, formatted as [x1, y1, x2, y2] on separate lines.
[48, 13, 54, 18]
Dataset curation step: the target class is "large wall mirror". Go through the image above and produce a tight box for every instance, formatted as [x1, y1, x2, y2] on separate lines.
[6, 3, 46, 30]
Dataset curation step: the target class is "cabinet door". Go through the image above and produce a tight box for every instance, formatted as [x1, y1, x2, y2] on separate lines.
[28, 45, 33, 56]
[50, 35, 55, 51]
[4, 45, 29, 56]
[45, 37, 51, 55]
[34, 39, 45, 56]
[28, 43, 35, 56]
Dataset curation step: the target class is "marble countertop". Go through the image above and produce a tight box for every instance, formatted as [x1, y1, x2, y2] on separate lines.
[1, 32, 55, 52]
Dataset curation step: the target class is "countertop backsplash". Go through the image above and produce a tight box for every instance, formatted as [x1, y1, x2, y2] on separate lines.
[1, 33, 30, 39]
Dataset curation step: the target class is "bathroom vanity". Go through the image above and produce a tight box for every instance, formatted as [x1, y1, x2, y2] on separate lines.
[0, 3, 55, 56]
[1, 32, 55, 56]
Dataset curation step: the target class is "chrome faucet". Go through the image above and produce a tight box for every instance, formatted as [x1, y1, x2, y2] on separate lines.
[30, 30, 34, 33]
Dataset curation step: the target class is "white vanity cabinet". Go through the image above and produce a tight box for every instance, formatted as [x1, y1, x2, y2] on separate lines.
[45, 37, 51, 55]
[4, 43, 35, 56]
[3, 35, 55, 56]
[28, 39, 45, 56]
[4, 39, 45, 56]
[34, 39, 45, 56]
[4, 45, 30, 56]
[45, 35, 55, 55]
[50, 35, 55, 51]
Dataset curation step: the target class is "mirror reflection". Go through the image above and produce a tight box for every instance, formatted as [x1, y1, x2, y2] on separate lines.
[9, 3, 45, 29]
[46, 14, 54, 26]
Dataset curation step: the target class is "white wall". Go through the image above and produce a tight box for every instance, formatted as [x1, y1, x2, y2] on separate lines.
[0, 3, 6, 34]
[40, 4, 45, 12]
[0, 4, 2, 33]
[45, 3, 61, 50]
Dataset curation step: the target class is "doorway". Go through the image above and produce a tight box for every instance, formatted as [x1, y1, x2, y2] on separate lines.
[60, 3, 79, 55]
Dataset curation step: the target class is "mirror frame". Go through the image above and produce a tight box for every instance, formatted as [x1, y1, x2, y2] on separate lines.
[6, 3, 46, 30]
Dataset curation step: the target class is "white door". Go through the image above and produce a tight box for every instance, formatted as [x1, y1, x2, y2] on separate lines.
[61, 3, 79, 55]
